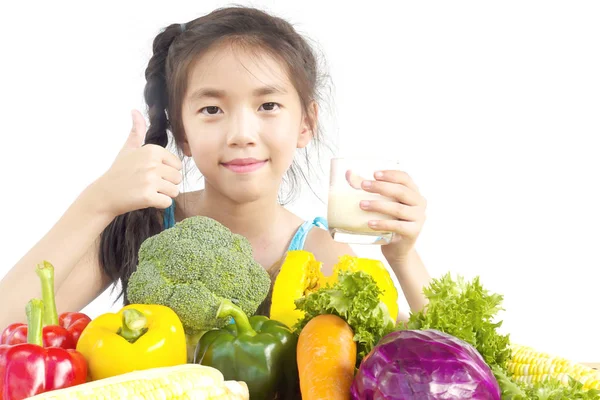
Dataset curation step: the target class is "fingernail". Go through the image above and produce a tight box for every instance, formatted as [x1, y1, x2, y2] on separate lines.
[362, 180, 372, 188]
[375, 171, 383, 179]
[368, 220, 378, 227]
[360, 200, 370, 208]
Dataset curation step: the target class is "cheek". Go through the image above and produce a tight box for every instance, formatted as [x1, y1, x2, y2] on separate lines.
[264, 129, 299, 170]
[185, 123, 219, 154]
[183, 128, 222, 174]
[264, 110, 301, 147]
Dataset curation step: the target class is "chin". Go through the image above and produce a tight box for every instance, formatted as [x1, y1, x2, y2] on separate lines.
[224, 183, 267, 204]
[203, 163, 283, 204]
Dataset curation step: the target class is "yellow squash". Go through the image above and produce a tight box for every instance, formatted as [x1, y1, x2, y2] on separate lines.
[76, 304, 187, 381]
[270, 250, 399, 328]
[269, 251, 324, 328]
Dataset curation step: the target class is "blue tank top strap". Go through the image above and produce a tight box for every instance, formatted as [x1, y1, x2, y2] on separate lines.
[288, 217, 329, 251]
[163, 199, 176, 229]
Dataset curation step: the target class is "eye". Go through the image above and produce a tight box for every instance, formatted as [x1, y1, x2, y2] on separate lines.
[259, 102, 280, 112]
[200, 106, 223, 115]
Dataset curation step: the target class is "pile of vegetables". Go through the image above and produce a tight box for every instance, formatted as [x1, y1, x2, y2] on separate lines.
[3, 216, 599, 399]
[267, 250, 600, 399]
[281, 255, 504, 399]
[0, 220, 253, 399]
[392, 273, 600, 399]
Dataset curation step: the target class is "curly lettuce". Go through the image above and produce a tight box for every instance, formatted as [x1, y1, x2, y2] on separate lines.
[399, 272, 511, 370]
[293, 270, 395, 363]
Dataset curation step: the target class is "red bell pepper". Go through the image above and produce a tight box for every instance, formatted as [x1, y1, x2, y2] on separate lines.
[0, 262, 91, 350]
[0, 299, 88, 400]
[58, 312, 91, 344]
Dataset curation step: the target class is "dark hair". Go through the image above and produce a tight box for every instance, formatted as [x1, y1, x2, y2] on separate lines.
[100, 6, 331, 303]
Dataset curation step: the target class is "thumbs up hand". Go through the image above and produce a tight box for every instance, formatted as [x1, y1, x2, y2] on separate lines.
[122, 109, 148, 151]
[93, 110, 183, 217]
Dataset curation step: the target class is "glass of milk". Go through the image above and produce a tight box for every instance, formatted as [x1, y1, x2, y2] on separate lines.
[327, 157, 399, 245]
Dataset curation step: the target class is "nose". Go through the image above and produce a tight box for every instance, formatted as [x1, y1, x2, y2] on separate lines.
[226, 108, 258, 147]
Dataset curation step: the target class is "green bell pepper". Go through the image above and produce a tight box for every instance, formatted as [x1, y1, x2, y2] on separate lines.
[194, 299, 300, 400]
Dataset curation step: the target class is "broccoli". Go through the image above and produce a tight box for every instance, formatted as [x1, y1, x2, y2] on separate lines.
[126, 216, 271, 335]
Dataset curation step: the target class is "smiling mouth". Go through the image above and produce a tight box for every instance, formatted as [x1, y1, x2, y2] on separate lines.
[221, 159, 268, 173]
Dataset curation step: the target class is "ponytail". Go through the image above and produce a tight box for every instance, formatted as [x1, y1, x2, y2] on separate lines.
[99, 23, 184, 304]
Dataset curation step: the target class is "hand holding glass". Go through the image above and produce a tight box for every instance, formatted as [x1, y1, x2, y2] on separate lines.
[327, 158, 399, 245]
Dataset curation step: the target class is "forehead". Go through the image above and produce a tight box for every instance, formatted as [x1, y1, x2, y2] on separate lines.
[185, 41, 293, 95]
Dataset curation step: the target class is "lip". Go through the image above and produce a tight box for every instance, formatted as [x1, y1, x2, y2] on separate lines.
[221, 158, 268, 173]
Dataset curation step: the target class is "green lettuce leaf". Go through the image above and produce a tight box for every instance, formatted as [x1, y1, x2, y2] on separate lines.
[294, 270, 395, 363]
[398, 272, 512, 370]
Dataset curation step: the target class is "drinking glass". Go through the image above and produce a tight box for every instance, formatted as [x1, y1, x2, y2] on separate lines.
[327, 157, 400, 245]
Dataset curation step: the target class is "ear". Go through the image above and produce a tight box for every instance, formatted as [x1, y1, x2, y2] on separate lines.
[297, 101, 318, 149]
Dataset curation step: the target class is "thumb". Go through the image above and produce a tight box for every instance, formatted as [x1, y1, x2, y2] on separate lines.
[123, 110, 147, 150]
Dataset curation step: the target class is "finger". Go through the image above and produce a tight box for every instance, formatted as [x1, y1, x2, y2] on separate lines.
[362, 180, 421, 206]
[345, 170, 366, 189]
[367, 219, 421, 237]
[360, 200, 422, 222]
[374, 170, 419, 192]
[148, 192, 175, 210]
[156, 179, 180, 199]
[159, 164, 183, 186]
[123, 110, 147, 150]
[145, 145, 183, 171]
[162, 150, 183, 171]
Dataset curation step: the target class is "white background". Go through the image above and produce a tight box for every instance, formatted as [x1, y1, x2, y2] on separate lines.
[1, 1, 598, 362]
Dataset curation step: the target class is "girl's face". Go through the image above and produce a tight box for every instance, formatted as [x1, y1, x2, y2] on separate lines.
[180, 43, 314, 203]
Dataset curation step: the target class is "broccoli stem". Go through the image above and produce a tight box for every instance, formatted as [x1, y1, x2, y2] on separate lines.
[117, 309, 149, 343]
[35, 261, 59, 326]
[216, 299, 256, 337]
[26, 299, 44, 346]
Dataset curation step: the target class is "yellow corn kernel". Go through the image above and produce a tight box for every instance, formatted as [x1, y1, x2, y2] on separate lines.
[507, 344, 600, 391]
[26, 364, 249, 399]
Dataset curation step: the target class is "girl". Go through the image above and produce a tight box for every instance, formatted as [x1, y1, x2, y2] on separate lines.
[0, 6, 430, 327]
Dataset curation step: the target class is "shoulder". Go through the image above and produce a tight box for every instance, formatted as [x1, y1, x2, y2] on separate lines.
[303, 226, 356, 275]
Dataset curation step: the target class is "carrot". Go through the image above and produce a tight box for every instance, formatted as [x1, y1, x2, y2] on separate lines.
[297, 314, 357, 400]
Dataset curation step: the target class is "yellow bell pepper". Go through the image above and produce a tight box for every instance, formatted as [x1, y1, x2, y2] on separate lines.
[76, 304, 187, 381]
[270, 251, 399, 328]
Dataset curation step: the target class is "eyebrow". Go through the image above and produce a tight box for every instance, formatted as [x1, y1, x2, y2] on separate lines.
[188, 85, 287, 102]
[252, 85, 287, 96]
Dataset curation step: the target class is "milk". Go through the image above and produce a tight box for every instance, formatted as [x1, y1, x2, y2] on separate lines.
[327, 188, 396, 233]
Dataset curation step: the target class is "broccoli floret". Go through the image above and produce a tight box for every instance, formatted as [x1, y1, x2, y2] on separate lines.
[126, 260, 173, 305]
[127, 216, 272, 334]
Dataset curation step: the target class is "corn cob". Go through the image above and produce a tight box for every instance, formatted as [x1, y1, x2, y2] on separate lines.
[25, 364, 249, 399]
[507, 344, 600, 391]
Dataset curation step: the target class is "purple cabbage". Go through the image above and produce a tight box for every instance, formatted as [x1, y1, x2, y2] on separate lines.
[351, 329, 501, 400]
